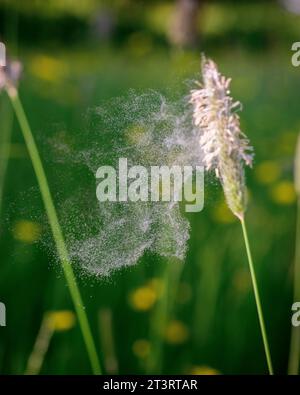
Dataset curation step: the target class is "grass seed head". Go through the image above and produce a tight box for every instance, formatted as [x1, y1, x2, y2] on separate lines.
[190, 56, 254, 219]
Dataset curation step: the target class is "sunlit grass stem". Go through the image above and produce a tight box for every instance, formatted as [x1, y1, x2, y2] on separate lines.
[25, 314, 54, 375]
[0, 97, 13, 217]
[288, 201, 300, 374]
[0, 12, 18, 219]
[7, 89, 102, 375]
[288, 134, 300, 374]
[240, 216, 274, 375]
[146, 260, 184, 374]
[146, 263, 170, 374]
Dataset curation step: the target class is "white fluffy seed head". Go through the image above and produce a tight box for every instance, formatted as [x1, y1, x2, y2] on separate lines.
[190, 56, 254, 219]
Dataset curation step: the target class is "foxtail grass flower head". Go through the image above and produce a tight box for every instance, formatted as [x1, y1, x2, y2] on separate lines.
[0, 58, 22, 97]
[190, 56, 254, 220]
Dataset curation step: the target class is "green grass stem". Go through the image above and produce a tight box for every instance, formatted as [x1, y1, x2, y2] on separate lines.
[240, 216, 274, 375]
[8, 90, 102, 375]
[288, 196, 300, 375]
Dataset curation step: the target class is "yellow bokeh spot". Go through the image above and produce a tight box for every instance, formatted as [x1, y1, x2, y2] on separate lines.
[165, 320, 189, 344]
[147, 278, 165, 298]
[13, 220, 42, 243]
[255, 161, 281, 185]
[132, 339, 151, 359]
[46, 310, 76, 331]
[189, 365, 220, 375]
[129, 286, 157, 312]
[270, 181, 296, 205]
[29, 54, 68, 83]
[145, 4, 173, 35]
[212, 201, 236, 224]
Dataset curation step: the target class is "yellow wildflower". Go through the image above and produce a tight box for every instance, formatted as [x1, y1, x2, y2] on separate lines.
[147, 278, 165, 298]
[165, 320, 189, 344]
[255, 161, 281, 184]
[189, 365, 220, 375]
[129, 286, 157, 312]
[132, 339, 151, 359]
[270, 181, 296, 205]
[29, 55, 67, 83]
[13, 220, 42, 243]
[212, 201, 236, 224]
[46, 311, 76, 331]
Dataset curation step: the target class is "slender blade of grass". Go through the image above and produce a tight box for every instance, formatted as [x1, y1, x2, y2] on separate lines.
[0, 96, 13, 219]
[240, 217, 274, 375]
[288, 196, 300, 375]
[8, 90, 102, 375]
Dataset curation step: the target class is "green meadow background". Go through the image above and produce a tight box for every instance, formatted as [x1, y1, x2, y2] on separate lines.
[0, 0, 300, 374]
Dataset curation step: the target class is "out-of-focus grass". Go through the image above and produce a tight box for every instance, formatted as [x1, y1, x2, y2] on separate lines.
[0, 43, 298, 374]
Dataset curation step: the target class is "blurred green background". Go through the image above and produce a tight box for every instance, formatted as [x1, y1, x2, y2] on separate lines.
[0, 0, 300, 375]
